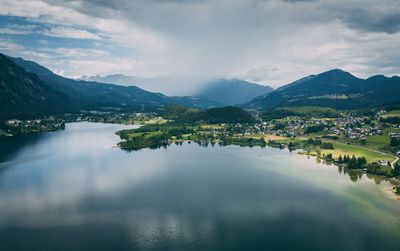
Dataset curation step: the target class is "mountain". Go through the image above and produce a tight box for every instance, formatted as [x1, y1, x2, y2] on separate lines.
[78, 74, 143, 87]
[9, 56, 220, 111]
[196, 79, 273, 105]
[0, 54, 72, 119]
[78, 74, 205, 96]
[246, 69, 400, 110]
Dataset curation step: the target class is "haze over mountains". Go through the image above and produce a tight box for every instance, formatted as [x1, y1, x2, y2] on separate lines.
[11, 56, 175, 109]
[196, 79, 273, 106]
[78, 74, 143, 87]
[2, 52, 400, 119]
[80, 74, 274, 106]
[1, 53, 221, 118]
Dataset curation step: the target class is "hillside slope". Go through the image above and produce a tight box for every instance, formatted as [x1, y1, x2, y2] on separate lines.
[247, 69, 400, 110]
[0, 54, 72, 119]
[197, 79, 273, 105]
[10, 56, 219, 110]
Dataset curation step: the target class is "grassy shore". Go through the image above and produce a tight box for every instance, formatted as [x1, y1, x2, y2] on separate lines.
[318, 141, 395, 163]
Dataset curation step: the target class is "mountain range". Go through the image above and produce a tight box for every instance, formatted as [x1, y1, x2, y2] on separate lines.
[78, 74, 202, 96]
[0, 54, 72, 119]
[79, 74, 273, 105]
[78, 74, 143, 87]
[196, 79, 273, 105]
[246, 69, 400, 110]
[2, 51, 400, 119]
[7, 54, 220, 115]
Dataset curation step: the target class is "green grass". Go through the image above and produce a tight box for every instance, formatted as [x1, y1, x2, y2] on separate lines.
[365, 135, 390, 150]
[318, 141, 395, 163]
[381, 110, 400, 118]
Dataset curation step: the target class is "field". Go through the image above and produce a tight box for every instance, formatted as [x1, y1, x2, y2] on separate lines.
[381, 110, 400, 118]
[199, 124, 224, 129]
[319, 141, 395, 163]
[365, 135, 391, 150]
[243, 133, 289, 141]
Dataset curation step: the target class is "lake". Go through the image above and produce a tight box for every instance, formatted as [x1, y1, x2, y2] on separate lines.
[0, 122, 399, 251]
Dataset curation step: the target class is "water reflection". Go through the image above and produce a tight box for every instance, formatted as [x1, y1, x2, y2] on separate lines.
[124, 136, 400, 190]
[0, 122, 399, 251]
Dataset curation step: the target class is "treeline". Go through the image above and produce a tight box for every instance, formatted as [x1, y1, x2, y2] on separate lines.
[262, 106, 340, 121]
[162, 105, 255, 124]
[305, 125, 325, 134]
[117, 125, 194, 141]
[380, 117, 400, 124]
[337, 154, 398, 177]
[118, 132, 170, 151]
[306, 138, 334, 149]
[337, 155, 367, 169]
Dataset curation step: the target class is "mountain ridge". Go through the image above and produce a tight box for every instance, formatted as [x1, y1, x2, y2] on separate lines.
[246, 69, 400, 110]
[196, 79, 273, 106]
[9, 55, 220, 111]
[0, 54, 73, 119]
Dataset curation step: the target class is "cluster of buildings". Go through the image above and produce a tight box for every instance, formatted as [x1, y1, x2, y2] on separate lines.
[3, 117, 65, 136]
[73, 111, 157, 123]
[330, 117, 383, 139]
[250, 114, 395, 141]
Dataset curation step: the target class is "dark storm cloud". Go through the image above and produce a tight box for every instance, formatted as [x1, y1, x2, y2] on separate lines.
[53, 0, 400, 34]
[323, 1, 400, 34]
[1, 0, 399, 93]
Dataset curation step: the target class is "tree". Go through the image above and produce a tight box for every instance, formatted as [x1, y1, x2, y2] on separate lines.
[357, 157, 367, 169]
[321, 142, 334, 149]
[338, 155, 343, 163]
[305, 125, 324, 134]
[348, 155, 358, 169]
[390, 137, 400, 147]
[393, 163, 400, 177]
[343, 155, 350, 163]
[273, 123, 285, 130]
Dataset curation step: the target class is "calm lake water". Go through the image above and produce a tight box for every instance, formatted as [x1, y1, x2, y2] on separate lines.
[0, 122, 399, 251]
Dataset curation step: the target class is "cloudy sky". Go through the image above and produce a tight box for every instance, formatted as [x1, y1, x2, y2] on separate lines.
[0, 0, 399, 93]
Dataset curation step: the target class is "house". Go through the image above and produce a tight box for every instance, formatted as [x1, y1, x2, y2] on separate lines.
[378, 160, 389, 166]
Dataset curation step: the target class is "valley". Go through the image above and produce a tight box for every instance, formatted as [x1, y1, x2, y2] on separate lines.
[2, 2, 400, 250]
[2, 52, 400, 195]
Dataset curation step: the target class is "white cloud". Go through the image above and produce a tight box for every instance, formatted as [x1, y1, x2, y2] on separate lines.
[43, 26, 102, 40]
[0, 0, 399, 94]
[0, 24, 38, 35]
[0, 38, 25, 52]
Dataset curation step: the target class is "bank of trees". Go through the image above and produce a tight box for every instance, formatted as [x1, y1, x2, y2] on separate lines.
[337, 154, 367, 169]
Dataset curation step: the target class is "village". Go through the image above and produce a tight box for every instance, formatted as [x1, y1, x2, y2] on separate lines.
[0, 117, 65, 136]
[244, 110, 400, 169]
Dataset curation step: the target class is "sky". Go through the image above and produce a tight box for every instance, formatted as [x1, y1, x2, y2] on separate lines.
[0, 0, 399, 94]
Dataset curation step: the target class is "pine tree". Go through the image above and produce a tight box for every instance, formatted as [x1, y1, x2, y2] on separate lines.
[357, 157, 367, 169]
[343, 155, 350, 163]
[393, 163, 400, 177]
[348, 155, 358, 169]
[338, 155, 343, 163]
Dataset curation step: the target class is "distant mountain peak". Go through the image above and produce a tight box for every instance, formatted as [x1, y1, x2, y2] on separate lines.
[317, 69, 357, 79]
[196, 78, 273, 106]
[367, 74, 386, 80]
[367, 74, 400, 81]
[325, 68, 347, 73]
[246, 68, 400, 110]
